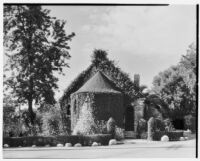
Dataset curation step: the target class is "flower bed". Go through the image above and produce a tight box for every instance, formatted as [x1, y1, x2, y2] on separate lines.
[3, 134, 112, 147]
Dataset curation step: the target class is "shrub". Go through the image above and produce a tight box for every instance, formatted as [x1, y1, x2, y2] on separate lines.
[184, 115, 196, 133]
[94, 120, 107, 134]
[3, 134, 112, 147]
[106, 117, 116, 137]
[140, 132, 148, 139]
[115, 127, 124, 140]
[55, 135, 81, 146]
[137, 119, 147, 138]
[138, 119, 147, 132]
[163, 118, 174, 132]
[41, 104, 66, 136]
[147, 117, 156, 141]
[3, 105, 20, 137]
[82, 134, 112, 146]
[155, 118, 165, 132]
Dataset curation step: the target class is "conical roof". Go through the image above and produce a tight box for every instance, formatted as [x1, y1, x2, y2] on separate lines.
[75, 71, 121, 94]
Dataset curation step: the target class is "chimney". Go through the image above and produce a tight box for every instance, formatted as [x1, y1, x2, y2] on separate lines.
[134, 74, 140, 87]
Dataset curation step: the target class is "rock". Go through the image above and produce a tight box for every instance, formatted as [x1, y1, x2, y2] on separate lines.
[45, 144, 50, 147]
[3, 144, 9, 148]
[161, 135, 169, 142]
[92, 142, 98, 147]
[57, 143, 64, 147]
[180, 137, 185, 141]
[65, 143, 72, 147]
[18, 146, 22, 148]
[74, 143, 82, 147]
[184, 137, 188, 140]
[98, 143, 102, 146]
[32, 145, 36, 148]
[109, 139, 117, 145]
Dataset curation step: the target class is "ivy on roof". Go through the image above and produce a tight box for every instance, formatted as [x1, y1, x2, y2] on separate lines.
[59, 49, 140, 104]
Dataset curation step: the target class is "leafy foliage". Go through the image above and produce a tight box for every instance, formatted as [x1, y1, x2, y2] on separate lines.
[4, 5, 75, 123]
[144, 94, 170, 119]
[106, 117, 116, 137]
[184, 114, 196, 132]
[137, 118, 147, 137]
[3, 96, 20, 137]
[114, 127, 124, 140]
[3, 95, 43, 137]
[20, 110, 42, 136]
[152, 43, 196, 119]
[3, 134, 112, 147]
[155, 118, 165, 132]
[73, 97, 96, 135]
[41, 104, 66, 136]
[163, 118, 175, 132]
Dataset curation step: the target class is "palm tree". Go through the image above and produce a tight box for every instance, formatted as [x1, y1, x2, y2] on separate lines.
[143, 93, 170, 120]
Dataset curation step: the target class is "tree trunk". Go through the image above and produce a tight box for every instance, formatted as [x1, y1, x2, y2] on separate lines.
[28, 97, 35, 125]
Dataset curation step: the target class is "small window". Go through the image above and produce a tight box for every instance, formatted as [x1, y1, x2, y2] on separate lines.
[67, 104, 71, 115]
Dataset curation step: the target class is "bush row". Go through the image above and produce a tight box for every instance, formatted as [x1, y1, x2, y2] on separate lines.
[3, 134, 112, 147]
[153, 131, 183, 141]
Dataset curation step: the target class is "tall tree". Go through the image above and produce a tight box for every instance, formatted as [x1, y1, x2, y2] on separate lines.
[152, 43, 196, 119]
[4, 5, 75, 124]
[180, 43, 196, 96]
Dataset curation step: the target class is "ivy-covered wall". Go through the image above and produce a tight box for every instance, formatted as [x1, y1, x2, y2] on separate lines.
[71, 92, 124, 132]
[59, 50, 144, 133]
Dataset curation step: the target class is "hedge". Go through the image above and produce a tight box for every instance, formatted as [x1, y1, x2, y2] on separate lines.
[82, 134, 112, 146]
[140, 132, 148, 139]
[153, 131, 183, 141]
[3, 134, 112, 147]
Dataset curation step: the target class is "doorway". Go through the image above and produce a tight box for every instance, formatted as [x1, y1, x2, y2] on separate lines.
[125, 105, 134, 131]
[172, 119, 184, 130]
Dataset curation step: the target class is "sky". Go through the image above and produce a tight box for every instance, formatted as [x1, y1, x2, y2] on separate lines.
[44, 5, 196, 100]
[4, 5, 196, 101]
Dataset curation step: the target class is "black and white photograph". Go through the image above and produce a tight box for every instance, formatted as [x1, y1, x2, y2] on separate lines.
[2, 1, 198, 159]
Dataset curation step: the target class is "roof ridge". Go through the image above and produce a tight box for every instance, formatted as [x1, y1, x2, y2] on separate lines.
[74, 71, 121, 94]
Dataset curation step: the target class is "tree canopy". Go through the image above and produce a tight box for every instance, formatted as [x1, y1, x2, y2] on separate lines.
[152, 43, 196, 119]
[4, 5, 75, 123]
